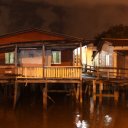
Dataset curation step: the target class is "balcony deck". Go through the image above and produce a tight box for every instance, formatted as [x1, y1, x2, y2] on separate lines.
[0, 65, 82, 84]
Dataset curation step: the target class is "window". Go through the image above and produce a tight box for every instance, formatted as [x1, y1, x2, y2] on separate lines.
[52, 51, 61, 64]
[106, 54, 109, 66]
[5, 52, 14, 64]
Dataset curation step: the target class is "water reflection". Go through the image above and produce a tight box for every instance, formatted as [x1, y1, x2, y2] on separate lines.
[89, 97, 94, 119]
[0, 89, 128, 128]
[75, 114, 89, 128]
[104, 115, 112, 126]
[74, 97, 116, 128]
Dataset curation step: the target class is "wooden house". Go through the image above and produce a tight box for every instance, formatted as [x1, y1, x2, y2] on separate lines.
[93, 38, 128, 78]
[0, 28, 85, 108]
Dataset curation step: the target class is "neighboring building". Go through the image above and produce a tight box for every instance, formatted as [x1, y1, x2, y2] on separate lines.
[92, 38, 128, 78]
[86, 43, 97, 66]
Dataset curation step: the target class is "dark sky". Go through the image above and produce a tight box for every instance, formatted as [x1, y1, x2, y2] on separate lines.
[0, 0, 128, 38]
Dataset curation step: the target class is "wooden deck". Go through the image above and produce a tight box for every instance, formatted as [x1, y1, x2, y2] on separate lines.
[0, 65, 83, 109]
[2, 64, 128, 108]
[0, 65, 82, 82]
[83, 65, 128, 103]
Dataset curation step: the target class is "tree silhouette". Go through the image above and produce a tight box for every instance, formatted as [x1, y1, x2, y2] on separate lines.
[95, 24, 128, 45]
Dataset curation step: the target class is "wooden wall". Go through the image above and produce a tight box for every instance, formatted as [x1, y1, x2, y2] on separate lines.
[125, 55, 128, 68]
[117, 54, 125, 68]
[51, 49, 73, 66]
[0, 49, 73, 66]
[0, 53, 5, 65]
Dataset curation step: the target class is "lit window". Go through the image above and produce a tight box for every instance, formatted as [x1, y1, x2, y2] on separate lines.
[106, 54, 109, 66]
[52, 51, 61, 64]
[5, 52, 14, 64]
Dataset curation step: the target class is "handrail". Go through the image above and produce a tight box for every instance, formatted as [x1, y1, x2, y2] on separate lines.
[83, 65, 128, 79]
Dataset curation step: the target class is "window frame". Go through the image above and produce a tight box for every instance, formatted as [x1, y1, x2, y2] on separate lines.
[5, 52, 14, 64]
[51, 51, 61, 64]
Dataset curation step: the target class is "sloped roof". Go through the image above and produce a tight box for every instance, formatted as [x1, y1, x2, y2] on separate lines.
[92, 38, 128, 59]
[0, 28, 85, 51]
[102, 38, 128, 46]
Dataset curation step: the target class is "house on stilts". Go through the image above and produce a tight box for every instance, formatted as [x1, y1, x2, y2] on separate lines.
[86, 38, 128, 102]
[0, 28, 85, 109]
[93, 38, 128, 78]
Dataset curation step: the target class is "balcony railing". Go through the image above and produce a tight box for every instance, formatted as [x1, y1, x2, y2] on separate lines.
[17, 66, 82, 79]
[84, 65, 128, 79]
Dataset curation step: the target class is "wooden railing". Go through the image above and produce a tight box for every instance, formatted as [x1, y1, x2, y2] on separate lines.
[17, 67, 43, 78]
[97, 67, 128, 79]
[84, 65, 128, 79]
[17, 66, 82, 79]
[0, 65, 15, 76]
[44, 66, 82, 79]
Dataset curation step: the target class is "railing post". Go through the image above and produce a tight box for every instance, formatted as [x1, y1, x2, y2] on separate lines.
[80, 42, 82, 66]
[15, 45, 18, 77]
[42, 44, 45, 79]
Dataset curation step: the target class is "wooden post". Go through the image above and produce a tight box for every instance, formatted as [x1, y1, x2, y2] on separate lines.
[15, 45, 18, 76]
[93, 80, 96, 101]
[114, 88, 119, 102]
[3, 84, 8, 101]
[75, 82, 82, 103]
[99, 80, 103, 103]
[85, 46, 87, 66]
[80, 42, 82, 66]
[71, 83, 76, 97]
[79, 82, 83, 103]
[76, 83, 80, 101]
[13, 82, 18, 109]
[43, 83, 48, 110]
[88, 84, 91, 96]
[113, 52, 117, 77]
[42, 44, 45, 79]
[77, 48, 78, 66]
[98, 52, 100, 67]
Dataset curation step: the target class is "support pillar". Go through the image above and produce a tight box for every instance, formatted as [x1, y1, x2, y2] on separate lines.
[3, 84, 8, 101]
[114, 89, 119, 102]
[79, 82, 83, 103]
[93, 80, 96, 101]
[13, 82, 19, 109]
[71, 84, 76, 97]
[76, 83, 83, 103]
[80, 42, 82, 66]
[42, 44, 45, 79]
[76, 84, 80, 101]
[113, 52, 117, 77]
[99, 80, 103, 103]
[43, 83, 48, 110]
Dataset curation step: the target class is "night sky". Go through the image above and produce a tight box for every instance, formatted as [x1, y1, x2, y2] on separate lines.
[0, 0, 128, 38]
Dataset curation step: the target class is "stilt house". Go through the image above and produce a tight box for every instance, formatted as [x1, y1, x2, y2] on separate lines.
[93, 38, 128, 78]
[0, 28, 85, 108]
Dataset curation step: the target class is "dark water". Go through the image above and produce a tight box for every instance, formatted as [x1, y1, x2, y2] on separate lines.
[0, 86, 128, 128]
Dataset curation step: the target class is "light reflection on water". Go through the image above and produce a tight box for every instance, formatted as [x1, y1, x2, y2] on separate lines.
[104, 115, 112, 126]
[0, 90, 128, 128]
[74, 96, 116, 128]
[75, 114, 89, 128]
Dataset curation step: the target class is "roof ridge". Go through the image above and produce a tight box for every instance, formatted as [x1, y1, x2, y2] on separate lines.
[0, 28, 83, 41]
